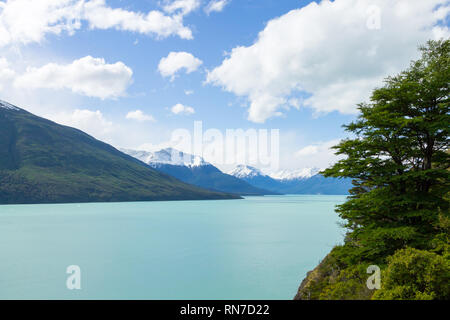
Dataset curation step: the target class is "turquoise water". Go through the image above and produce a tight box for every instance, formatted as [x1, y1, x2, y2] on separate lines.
[0, 195, 346, 300]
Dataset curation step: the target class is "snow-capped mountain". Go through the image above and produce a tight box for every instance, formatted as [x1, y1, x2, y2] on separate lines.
[228, 165, 281, 192]
[229, 165, 352, 195]
[229, 165, 322, 181]
[122, 149, 275, 196]
[228, 165, 264, 179]
[121, 148, 208, 168]
[0, 100, 20, 111]
[269, 168, 322, 180]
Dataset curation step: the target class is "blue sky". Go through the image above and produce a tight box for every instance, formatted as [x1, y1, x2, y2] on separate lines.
[0, 0, 448, 172]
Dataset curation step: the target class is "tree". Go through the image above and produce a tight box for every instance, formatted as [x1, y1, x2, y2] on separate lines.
[323, 40, 450, 263]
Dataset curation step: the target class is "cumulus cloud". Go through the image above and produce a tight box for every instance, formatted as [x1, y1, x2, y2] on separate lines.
[171, 103, 195, 115]
[136, 141, 178, 152]
[49, 109, 113, 138]
[0, 0, 83, 46]
[14, 56, 133, 99]
[204, 0, 229, 15]
[163, 0, 201, 15]
[126, 110, 155, 122]
[296, 145, 319, 157]
[158, 51, 203, 80]
[0, 57, 15, 89]
[83, 0, 193, 40]
[207, 0, 450, 123]
[294, 139, 344, 169]
[0, 0, 194, 47]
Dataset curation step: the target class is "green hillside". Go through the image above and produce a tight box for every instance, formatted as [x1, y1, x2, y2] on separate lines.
[0, 101, 240, 204]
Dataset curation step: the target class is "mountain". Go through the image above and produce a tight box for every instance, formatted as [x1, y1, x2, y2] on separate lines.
[229, 165, 352, 195]
[0, 100, 240, 204]
[228, 165, 283, 192]
[270, 168, 322, 180]
[122, 149, 275, 196]
[271, 174, 353, 195]
[123, 148, 208, 168]
[228, 164, 265, 179]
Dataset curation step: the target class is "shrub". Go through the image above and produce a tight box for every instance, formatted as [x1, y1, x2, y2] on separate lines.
[373, 248, 450, 300]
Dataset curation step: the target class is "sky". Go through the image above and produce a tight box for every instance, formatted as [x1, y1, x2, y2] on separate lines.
[0, 0, 448, 173]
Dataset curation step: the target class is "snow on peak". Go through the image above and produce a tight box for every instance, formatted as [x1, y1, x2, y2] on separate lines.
[121, 148, 209, 167]
[228, 165, 263, 178]
[270, 167, 322, 180]
[0, 100, 20, 111]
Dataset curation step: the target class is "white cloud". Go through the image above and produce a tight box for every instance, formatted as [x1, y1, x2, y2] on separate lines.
[14, 56, 133, 99]
[0, 0, 194, 47]
[294, 139, 344, 169]
[0, 57, 15, 89]
[296, 145, 319, 157]
[84, 0, 193, 40]
[158, 51, 203, 80]
[46, 106, 173, 149]
[288, 98, 301, 110]
[171, 103, 195, 115]
[137, 141, 177, 152]
[0, 0, 83, 47]
[207, 0, 450, 123]
[204, 0, 229, 15]
[49, 109, 113, 138]
[184, 89, 194, 95]
[163, 0, 201, 15]
[126, 110, 155, 122]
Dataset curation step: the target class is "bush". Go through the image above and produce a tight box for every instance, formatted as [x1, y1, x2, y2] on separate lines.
[319, 264, 373, 300]
[373, 248, 450, 300]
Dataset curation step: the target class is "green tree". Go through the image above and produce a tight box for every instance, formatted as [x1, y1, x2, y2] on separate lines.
[323, 39, 450, 263]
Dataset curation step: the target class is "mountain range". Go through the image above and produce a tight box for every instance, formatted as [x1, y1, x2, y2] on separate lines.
[121, 148, 276, 196]
[0, 99, 351, 204]
[122, 149, 353, 196]
[0, 100, 239, 204]
[229, 165, 352, 195]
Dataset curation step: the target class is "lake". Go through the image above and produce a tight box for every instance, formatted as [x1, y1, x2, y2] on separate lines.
[0, 195, 346, 300]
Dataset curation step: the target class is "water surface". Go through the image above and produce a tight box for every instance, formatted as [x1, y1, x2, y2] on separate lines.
[0, 195, 345, 299]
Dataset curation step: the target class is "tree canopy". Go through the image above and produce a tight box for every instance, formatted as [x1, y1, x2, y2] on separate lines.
[323, 40, 449, 264]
